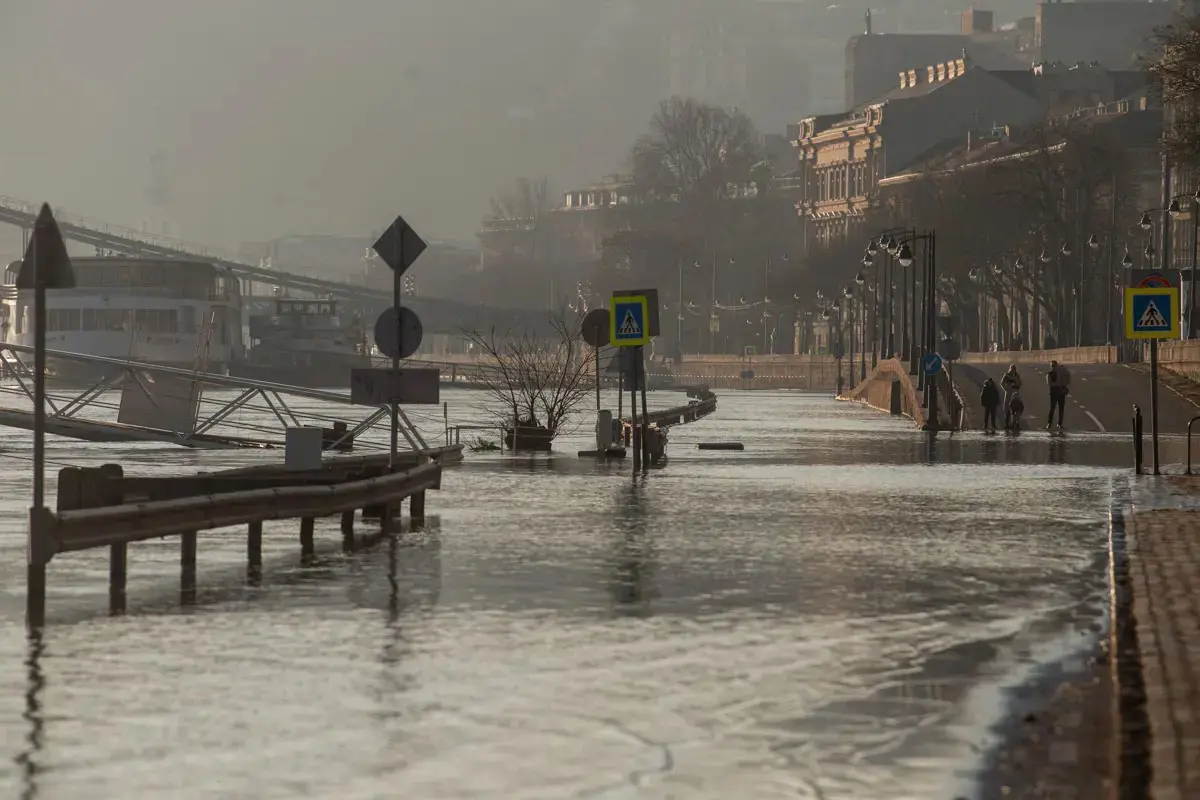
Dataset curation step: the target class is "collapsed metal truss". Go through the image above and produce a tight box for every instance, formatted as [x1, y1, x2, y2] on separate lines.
[0, 343, 429, 451]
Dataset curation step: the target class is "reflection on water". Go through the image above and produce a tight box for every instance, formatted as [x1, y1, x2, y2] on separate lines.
[14, 631, 45, 800]
[0, 390, 1138, 798]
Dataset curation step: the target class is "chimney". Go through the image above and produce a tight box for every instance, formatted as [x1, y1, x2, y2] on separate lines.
[961, 8, 994, 35]
[899, 71, 908, 89]
[927, 65, 937, 83]
[908, 69, 918, 85]
[937, 63, 947, 81]
[967, 130, 973, 151]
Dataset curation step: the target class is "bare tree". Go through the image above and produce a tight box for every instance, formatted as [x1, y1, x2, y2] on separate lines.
[488, 177, 554, 223]
[880, 116, 1137, 347]
[630, 96, 763, 206]
[463, 310, 595, 444]
[1149, 16, 1200, 161]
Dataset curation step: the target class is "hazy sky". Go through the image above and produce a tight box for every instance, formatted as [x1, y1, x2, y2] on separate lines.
[0, 0, 643, 251]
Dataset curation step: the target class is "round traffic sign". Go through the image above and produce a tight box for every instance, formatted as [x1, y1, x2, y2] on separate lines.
[1138, 273, 1173, 288]
[581, 308, 610, 348]
[921, 352, 943, 375]
[374, 306, 423, 360]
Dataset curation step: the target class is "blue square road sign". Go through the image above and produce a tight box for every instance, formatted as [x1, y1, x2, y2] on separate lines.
[610, 295, 650, 347]
[1125, 288, 1179, 340]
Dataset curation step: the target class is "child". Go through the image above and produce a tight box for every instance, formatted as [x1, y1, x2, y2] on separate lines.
[1007, 391, 1025, 433]
[980, 378, 1000, 433]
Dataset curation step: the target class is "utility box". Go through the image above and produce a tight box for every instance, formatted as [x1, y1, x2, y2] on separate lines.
[285, 426, 324, 471]
[596, 410, 614, 450]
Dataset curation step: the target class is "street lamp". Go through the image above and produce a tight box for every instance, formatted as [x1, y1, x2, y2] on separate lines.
[1140, 211, 1154, 232]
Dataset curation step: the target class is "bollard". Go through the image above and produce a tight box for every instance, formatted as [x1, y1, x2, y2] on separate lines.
[341, 510, 356, 551]
[410, 491, 426, 528]
[181, 531, 197, 605]
[247, 521, 263, 579]
[109, 543, 127, 615]
[300, 517, 315, 558]
[1133, 405, 1144, 475]
[889, 379, 902, 416]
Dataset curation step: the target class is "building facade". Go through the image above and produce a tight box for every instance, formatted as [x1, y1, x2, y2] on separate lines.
[794, 56, 1151, 252]
[793, 55, 1043, 250]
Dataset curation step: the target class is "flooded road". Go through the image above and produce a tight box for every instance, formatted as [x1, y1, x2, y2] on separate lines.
[0, 390, 1164, 798]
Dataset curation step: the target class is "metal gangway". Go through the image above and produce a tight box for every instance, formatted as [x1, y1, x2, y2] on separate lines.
[0, 343, 431, 452]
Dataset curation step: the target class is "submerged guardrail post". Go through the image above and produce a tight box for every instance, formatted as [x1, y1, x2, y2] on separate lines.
[300, 518, 316, 559]
[341, 510, 356, 551]
[247, 521, 263, 581]
[181, 531, 197, 604]
[410, 491, 426, 528]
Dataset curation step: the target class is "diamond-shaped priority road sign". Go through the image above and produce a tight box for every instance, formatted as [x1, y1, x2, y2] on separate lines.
[17, 203, 75, 290]
[372, 215, 428, 276]
[1125, 287, 1180, 340]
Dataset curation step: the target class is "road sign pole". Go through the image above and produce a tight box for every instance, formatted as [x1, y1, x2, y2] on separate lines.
[1151, 337, 1161, 475]
[639, 346, 649, 469]
[390, 236, 402, 473]
[630, 354, 640, 472]
[29, 236, 46, 628]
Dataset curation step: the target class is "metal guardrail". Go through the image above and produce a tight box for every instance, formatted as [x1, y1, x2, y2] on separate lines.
[27, 461, 442, 625]
[48, 462, 441, 553]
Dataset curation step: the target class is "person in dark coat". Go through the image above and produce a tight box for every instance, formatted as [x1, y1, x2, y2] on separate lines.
[980, 378, 1001, 433]
[1007, 391, 1025, 432]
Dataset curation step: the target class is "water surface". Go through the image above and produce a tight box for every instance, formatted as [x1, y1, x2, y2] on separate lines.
[0, 389, 1149, 798]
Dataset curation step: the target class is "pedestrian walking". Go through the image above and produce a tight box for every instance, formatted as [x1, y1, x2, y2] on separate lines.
[1000, 364, 1022, 429]
[980, 378, 1001, 433]
[1046, 360, 1068, 431]
[1007, 391, 1025, 433]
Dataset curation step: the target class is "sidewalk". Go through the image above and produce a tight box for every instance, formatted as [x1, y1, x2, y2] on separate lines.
[1126, 477, 1200, 798]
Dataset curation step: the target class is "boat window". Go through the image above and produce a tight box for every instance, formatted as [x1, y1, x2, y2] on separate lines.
[133, 309, 179, 333]
[47, 309, 81, 331]
[82, 308, 97, 331]
[180, 306, 196, 333]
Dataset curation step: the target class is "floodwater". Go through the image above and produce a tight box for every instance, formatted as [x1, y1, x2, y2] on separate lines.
[0, 388, 1168, 799]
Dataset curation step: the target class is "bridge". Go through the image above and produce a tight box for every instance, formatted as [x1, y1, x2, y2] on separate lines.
[0, 195, 547, 335]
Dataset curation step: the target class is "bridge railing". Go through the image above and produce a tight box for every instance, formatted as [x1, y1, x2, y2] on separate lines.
[0, 195, 251, 264]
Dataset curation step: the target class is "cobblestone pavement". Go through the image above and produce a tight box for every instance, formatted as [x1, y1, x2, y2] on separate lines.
[1128, 502, 1200, 799]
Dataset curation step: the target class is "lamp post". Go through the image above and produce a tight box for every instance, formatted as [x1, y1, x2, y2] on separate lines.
[854, 271, 866, 380]
[21, 204, 77, 629]
[896, 231, 938, 429]
[1167, 189, 1200, 338]
[867, 227, 915, 361]
[1089, 233, 1136, 346]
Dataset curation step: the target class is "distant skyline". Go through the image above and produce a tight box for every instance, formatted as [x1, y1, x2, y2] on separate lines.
[0, 0, 1023, 255]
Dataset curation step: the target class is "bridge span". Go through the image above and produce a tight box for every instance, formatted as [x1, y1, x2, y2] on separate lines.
[0, 195, 546, 335]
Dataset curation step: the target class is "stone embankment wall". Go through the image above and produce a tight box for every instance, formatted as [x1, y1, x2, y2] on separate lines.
[667, 355, 842, 390]
[1157, 341, 1200, 380]
[961, 346, 1117, 366]
[837, 358, 926, 427]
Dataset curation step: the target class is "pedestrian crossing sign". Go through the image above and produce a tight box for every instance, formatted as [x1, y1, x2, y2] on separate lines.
[610, 295, 650, 347]
[1125, 287, 1180, 340]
